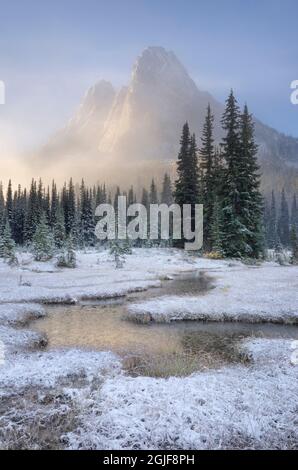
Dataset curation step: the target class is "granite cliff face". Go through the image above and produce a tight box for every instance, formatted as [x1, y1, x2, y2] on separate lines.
[40, 47, 298, 192]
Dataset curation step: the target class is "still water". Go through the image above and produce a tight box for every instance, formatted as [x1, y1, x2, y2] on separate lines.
[31, 272, 298, 377]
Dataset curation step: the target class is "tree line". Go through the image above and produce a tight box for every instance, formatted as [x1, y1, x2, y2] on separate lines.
[0, 90, 297, 262]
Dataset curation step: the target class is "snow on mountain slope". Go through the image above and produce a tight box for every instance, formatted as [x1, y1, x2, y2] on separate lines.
[38, 47, 298, 192]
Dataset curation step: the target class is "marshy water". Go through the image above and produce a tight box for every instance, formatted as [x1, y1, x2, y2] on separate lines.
[31, 271, 298, 377]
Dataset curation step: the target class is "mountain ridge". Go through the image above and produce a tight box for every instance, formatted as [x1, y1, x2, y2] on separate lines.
[36, 46, 298, 194]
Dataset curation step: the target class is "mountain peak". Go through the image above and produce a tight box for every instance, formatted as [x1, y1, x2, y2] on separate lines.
[131, 46, 191, 88]
[83, 80, 115, 107]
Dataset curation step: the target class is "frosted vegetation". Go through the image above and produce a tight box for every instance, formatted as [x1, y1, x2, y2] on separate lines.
[0, 248, 297, 449]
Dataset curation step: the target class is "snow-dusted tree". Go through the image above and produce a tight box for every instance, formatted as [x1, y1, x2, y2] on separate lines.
[32, 213, 54, 261]
[0, 221, 16, 263]
[290, 225, 298, 264]
[5, 179, 13, 227]
[109, 239, 131, 268]
[0, 182, 5, 235]
[291, 194, 298, 231]
[220, 92, 250, 257]
[267, 190, 277, 248]
[238, 104, 264, 257]
[25, 179, 39, 242]
[161, 173, 173, 205]
[53, 207, 66, 249]
[200, 104, 216, 251]
[277, 189, 290, 247]
[210, 196, 224, 256]
[50, 181, 58, 228]
[56, 233, 77, 268]
[174, 123, 200, 248]
[80, 180, 95, 247]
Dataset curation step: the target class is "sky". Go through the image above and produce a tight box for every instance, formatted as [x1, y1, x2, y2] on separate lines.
[0, 0, 297, 163]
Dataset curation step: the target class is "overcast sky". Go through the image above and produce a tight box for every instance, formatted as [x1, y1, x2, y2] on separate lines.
[0, 0, 297, 156]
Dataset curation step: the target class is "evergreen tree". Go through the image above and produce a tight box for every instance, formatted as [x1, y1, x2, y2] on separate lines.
[210, 196, 224, 256]
[53, 207, 66, 249]
[50, 181, 58, 228]
[25, 179, 39, 242]
[238, 104, 264, 257]
[32, 213, 54, 261]
[220, 91, 249, 257]
[161, 173, 173, 205]
[0, 182, 5, 235]
[200, 104, 216, 250]
[291, 194, 298, 231]
[149, 179, 158, 204]
[5, 179, 13, 227]
[57, 233, 77, 268]
[268, 190, 277, 248]
[12, 185, 26, 245]
[80, 180, 95, 246]
[290, 225, 298, 264]
[278, 189, 290, 247]
[174, 123, 200, 247]
[0, 221, 16, 262]
[141, 188, 149, 210]
[66, 178, 76, 235]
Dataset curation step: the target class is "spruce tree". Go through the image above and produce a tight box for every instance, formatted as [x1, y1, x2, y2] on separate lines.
[5, 179, 13, 227]
[25, 179, 39, 242]
[290, 225, 298, 264]
[220, 91, 249, 257]
[174, 123, 200, 248]
[238, 104, 264, 257]
[50, 181, 58, 228]
[268, 190, 277, 248]
[32, 213, 54, 261]
[149, 179, 158, 204]
[80, 181, 95, 247]
[291, 194, 298, 231]
[0, 221, 16, 262]
[161, 173, 173, 205]
[53, 207, 66, 249]
[67, 178, 76, 235]
[210, 196, 224, 256]
[0, 182, 5, 235]
[278, 189, 290, 247]
[200, 104, 215, 251]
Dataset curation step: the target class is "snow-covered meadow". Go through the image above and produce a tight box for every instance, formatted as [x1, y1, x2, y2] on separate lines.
[0, 248, 297, 449]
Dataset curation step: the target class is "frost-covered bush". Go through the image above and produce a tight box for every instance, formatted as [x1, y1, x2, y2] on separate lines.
[56, 235, 76, 268]
[109, 239, 132, 268]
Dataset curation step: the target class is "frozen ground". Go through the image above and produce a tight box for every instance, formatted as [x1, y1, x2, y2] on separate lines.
[65, 339, 298, 450]
[0, 248, 297, 449]
[128, 265, 298, 324]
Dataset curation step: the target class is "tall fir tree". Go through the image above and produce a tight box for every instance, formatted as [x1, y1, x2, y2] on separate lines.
[32, 212, 54, 261]
[161, 173, 173, 205]
[0, 220, 16, 261]
[268, 190, 277, 248]
[210, 195, 224, 255]
[278, 189, 290, 247]
[5, 179, 13, 227]
[0, 182, 5, 235]
[200, 104, 215, 251]
[149, 179, 158, 204]
[174, 123, 200, 248]
[25, 179, 39, 242]
[53, 207, 66, 249]
[238, 104, 264, 257]
[291, 194, 298, 231]
[220, 91, 249, 257]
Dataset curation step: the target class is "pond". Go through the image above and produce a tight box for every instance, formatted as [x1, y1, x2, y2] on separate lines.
[31, 271, 298, 378]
